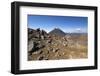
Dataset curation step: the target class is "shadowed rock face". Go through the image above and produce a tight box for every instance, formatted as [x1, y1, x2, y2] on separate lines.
[28, 28, 88, 61]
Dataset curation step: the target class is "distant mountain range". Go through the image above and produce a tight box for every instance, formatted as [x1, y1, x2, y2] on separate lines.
[28, 28, 87, 38]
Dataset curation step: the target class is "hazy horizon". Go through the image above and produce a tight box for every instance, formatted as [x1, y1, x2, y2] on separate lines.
[28, 15, 88, 33]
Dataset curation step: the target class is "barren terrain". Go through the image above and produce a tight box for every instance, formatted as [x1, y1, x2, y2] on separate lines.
[28, 28, 88, 61]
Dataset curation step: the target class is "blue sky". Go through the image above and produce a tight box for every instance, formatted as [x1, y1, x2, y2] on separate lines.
[28, 15, 88, 33]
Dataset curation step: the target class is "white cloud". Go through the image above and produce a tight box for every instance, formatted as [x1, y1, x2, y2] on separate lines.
[75, 28, 82, 33]
[76, 28, 81, 31]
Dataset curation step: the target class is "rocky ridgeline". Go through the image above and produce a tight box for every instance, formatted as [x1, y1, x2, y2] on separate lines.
[28, 28, 88, 60]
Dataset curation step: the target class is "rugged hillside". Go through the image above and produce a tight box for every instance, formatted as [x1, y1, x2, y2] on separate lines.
[28, 28, 88, 61]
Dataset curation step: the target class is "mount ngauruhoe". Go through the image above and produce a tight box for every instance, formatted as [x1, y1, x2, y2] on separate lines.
[49, 28, 66, 36]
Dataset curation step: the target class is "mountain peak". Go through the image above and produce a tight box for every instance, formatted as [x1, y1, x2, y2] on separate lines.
[49, 28, 66, 36]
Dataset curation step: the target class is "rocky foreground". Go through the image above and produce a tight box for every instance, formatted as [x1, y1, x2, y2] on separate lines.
[28, 28, 88, 61]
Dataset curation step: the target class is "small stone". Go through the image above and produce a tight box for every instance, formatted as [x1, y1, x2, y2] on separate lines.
[39, 51, 43, 54]
[62, 42, 68, 47]
[54, 43, 58, 46]
[37, 56, 44, 60]
[53, 48, 59, 52]
[44, 58, 48, 60]
[55, 52, 59, 57]
[47, 39, 52, 43]
[32, 50, 42, 54]
[49, 48, 53, 51]
[62, 52, 65, 55]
